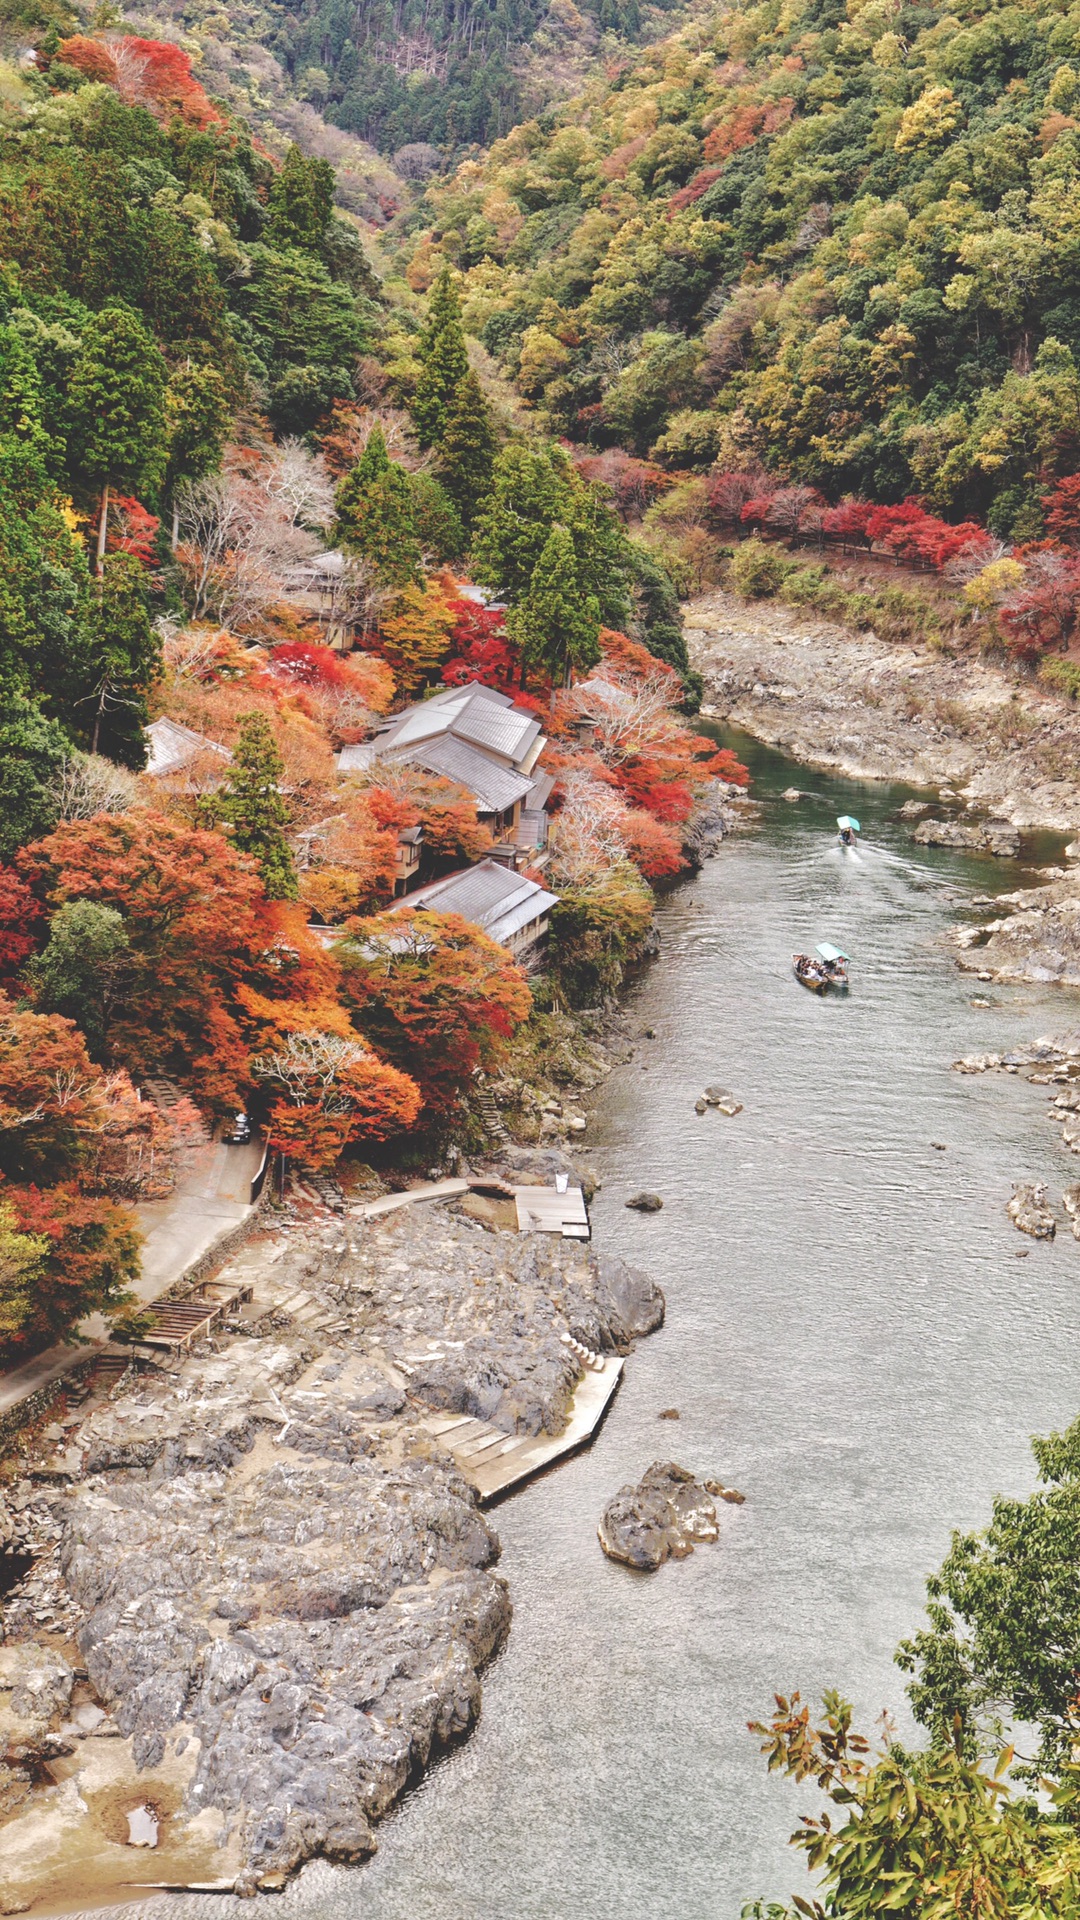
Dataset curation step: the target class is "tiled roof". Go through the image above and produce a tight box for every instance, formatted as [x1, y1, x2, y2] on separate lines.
[144, 717, 230, 778]
[406, 735, 533, 812]
[393, 859, 558, 945]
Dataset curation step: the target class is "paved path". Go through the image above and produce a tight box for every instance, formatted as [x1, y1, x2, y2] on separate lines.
[0, 1138, 266, 1421]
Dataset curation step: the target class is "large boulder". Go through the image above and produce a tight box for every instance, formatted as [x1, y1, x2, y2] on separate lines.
[598, 1462, 723, 1571]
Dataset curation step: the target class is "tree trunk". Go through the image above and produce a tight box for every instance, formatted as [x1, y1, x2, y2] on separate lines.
[171, 502, 180, 551]
[96, 481, 110, 578]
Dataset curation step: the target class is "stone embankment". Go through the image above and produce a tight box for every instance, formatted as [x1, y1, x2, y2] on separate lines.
[685, 587, 1080, 832]
[0, 1178, 663, 1909]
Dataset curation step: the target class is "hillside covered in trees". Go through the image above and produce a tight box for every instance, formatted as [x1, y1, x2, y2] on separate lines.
[402, 0, 1080, 542]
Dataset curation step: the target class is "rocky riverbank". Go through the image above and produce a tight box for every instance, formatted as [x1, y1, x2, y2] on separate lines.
[0, 1178, 663, 1909]
[685, 587, 1080, 833]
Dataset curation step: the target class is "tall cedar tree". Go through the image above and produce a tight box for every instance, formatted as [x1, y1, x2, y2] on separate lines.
[163, 361, 232, 545]
[82, 553, 161, 767]
[435, 370, 498, 537]
[263, 144, 336, 252]
[472, 444, 632, 630]
[209, 712, 298, 901]
[411, 264, 470, 450]
[66, 306, 168, 574]
[335, 427, 422, 586]
[507, 524, 602, 686]
[0, 697, 67, 861]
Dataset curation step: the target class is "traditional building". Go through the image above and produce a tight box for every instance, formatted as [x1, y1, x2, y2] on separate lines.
[391, 859, 559, 961]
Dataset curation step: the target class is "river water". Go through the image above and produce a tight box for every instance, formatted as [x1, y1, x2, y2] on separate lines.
[171, 735, 1080, 1920]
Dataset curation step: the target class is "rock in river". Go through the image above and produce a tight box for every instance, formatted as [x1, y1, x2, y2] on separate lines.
[597, 1462, 723, 1570]
[913, 817, 1020, 857]
[1007, 1181, 1056, 1238]
[626, 1192, 664, 1212]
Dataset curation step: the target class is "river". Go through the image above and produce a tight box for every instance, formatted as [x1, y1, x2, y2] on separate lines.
[169, 733, 1080, 1920]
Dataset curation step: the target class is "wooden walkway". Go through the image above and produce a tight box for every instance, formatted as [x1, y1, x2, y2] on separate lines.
[354, 1178, 590, 1239]
[420, 1355, 623, 1502]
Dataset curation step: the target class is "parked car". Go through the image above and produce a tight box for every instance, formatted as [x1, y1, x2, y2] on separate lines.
[225, 1112, 252, 1144]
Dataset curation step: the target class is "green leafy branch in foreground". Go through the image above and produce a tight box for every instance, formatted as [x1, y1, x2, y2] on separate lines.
[743, 1691, 1080, 1920]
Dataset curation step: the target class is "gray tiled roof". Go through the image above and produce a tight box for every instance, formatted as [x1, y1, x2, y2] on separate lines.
[393, 859, 558, 945]
[406, 735, 533, 812]
[144, 717, 230, 778]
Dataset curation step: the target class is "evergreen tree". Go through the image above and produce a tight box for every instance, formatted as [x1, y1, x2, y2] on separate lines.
[66, 306, 168, 575]
[208, 712, 298, 901]
[506, 524, 602, 688]
[81, 554, 161, 768]
[411, 264, 470, 450]
[410, 471, 465, 563]
[163, 361, 232, 547]
[435, 370, 498, 537]
[0, 696, 67, 861]
[472, 442, 632, 628]
[335, 435, 422, 587]
[263, 144, 336, 252]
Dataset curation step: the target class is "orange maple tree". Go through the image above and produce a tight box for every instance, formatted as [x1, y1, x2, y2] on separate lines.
[337, 908, 532, 1114]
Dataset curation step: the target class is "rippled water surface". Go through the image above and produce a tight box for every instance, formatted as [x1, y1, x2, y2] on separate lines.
[171, 738, 1080, 1920]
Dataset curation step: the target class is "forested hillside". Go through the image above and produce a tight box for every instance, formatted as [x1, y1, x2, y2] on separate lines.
[402, 0, 1080, 537]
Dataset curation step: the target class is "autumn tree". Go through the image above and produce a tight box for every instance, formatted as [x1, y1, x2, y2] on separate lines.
[21, 812, 263, 1110]
[435, 370, 498, 536]
[377, 572, 459, 696]
[411, 263, 470, 450]
[337, 909, 531, 1114]
[206, 711, 298, 901]
[5, 1181, 140, 1360]
[66, 305, 168, 574]
[253, 1028, 420, 1169]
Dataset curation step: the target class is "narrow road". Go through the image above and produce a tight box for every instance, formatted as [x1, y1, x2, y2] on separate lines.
[0, 1137, 266, 1420]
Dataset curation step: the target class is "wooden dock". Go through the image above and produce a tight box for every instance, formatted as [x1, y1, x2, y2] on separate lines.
[420, 1355, 623, 1501]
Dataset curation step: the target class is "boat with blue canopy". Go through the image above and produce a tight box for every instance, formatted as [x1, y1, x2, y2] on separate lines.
[793, 942, 851, 993]
[837, 814, 860, 849]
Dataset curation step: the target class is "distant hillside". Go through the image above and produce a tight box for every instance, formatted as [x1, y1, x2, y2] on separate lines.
[397, 0, 1080, 536]
[127, 0, 686, 162]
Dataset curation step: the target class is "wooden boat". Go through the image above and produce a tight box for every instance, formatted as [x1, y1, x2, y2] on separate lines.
[837, 813, 860, 850]
[793, 943, 850, 993]
[793, 952, 830, 993]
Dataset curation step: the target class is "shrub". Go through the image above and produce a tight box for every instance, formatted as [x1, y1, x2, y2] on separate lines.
[1039, 656, 1080, 699]
[729, 540, 790, 598]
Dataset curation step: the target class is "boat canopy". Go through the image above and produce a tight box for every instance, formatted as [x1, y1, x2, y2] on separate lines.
[837, 815, 860, 832]
[815, 941, 850, 963]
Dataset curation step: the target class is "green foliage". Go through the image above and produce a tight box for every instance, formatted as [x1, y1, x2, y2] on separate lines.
[206, 711, 298, 901]
[507, 522, 601, 685]
[1039, 656, 1080, 699]
[411, 264, 470, 450]
[335, 430, 423, 586]
[898, 1409, 1080, 1777]
[28, 898, 129, 1055]
[0, 695, 66, 861]
[235, 244, 375, 432]
[263, 143, 335, 252]
[79, 554, 160, 768]
[729, 540, 791, 598]
[547, 865, 655, 1003]
[748, 1690, 1080, 1919]
[163, 359, 231, 493]
[435, 369, 498, 535]
[66, 303, 167, 496]
[472, 442, 632, 631]
[402, 0, 1080, 522]
[409, 470, 465, 563]
[0, 1199, 48, 1354]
